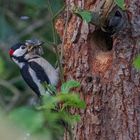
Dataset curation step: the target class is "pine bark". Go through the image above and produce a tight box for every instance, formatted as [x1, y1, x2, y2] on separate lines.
[55, 0, 140, 140]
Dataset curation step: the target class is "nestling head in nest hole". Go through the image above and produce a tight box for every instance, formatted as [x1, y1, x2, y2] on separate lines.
[102, 8, 125, 36]
[90, 7, 126, 51]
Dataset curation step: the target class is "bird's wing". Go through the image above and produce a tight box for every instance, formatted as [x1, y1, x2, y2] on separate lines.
[20, 64, 40, 96]
[29, 57, 59, 86]
[29, 61, 50, 84]
[29, 61, 56, 95]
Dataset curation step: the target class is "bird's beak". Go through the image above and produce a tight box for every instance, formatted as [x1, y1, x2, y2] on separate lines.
[9, 49, 14, 56]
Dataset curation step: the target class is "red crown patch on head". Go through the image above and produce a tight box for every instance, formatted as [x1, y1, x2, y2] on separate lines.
[9, 49, 14, 56]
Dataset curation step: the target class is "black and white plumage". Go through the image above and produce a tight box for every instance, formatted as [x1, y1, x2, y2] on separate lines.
[9, 42, 59, 97]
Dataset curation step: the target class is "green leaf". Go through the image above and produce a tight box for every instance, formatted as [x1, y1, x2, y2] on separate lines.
[9, 107, 45, 133]
[58, 94, 86, 109]
[133, 55, 140, 69]
[61, 80, 80, 93]
[115, 0, 125, 10]
[75, 10, 92, 23]
[42, 83, 57, 95]
[58, 111, 81, 124]
[70, 114, 81, 123]
[39, 95, 59, 110]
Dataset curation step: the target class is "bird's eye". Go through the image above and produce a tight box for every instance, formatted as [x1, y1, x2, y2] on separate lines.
[21, 45, 26, 49]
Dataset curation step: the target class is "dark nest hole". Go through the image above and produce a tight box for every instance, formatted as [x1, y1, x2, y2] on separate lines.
[91, 28, 113, 52]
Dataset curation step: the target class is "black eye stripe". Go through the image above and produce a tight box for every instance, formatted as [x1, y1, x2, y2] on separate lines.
[21, 45, 26, 49]
[10, 43, 25, 51]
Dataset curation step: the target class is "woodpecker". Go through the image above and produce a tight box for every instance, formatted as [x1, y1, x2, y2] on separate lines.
[9, 40, 59, 97]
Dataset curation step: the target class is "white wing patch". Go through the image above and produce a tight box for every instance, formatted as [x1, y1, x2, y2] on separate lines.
[28, 67, 46, 95]
[29, 57, 59, 86]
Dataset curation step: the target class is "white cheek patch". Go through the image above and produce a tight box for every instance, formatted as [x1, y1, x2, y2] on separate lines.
[13, 48, 27, 57]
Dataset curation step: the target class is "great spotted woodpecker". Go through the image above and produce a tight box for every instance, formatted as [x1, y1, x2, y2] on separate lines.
[9, 40, 59, 97]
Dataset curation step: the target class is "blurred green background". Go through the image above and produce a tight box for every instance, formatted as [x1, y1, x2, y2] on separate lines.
[0, 0, 64, 109]
[0, 0, 64, 139]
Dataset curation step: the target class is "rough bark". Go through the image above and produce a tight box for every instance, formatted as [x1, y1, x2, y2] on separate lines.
[55, 0, 140, 140]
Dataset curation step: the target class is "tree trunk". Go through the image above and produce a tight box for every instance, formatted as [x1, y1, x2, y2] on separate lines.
[55, 0, 140, 140]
